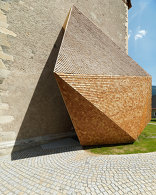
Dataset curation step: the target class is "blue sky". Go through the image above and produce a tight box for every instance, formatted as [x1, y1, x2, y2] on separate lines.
[128, 0, 156, 86]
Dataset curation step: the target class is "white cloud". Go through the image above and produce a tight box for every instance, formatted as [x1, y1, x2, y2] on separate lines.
[139, 30, 147, 36]
[128, 30, 132, 40]
[135, 30, 147, 40]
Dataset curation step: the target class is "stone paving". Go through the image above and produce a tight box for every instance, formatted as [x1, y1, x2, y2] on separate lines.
[0, 138, 156, 195]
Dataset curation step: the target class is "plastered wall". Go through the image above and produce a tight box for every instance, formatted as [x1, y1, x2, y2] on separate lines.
[0, 0, 128, 154]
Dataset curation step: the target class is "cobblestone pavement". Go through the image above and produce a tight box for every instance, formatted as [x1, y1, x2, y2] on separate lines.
[0, 138, 156, 195]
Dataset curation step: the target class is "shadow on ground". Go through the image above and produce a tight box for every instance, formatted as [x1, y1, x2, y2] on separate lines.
[11, 135, 133, 161]
[11, 28, 76, 160]
[11, 136, 82, 160]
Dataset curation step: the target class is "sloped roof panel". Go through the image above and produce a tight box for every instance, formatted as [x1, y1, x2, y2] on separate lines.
[54, 6, 149, 77]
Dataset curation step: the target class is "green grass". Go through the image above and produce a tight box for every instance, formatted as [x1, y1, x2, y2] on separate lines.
[151, 118, 156, 122]
[90, 122, 156, 155]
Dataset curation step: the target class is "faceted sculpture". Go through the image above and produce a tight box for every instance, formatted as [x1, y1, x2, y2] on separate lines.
[54, 6, 151, 146]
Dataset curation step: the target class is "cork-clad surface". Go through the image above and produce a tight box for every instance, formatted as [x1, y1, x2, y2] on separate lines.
[54, 73, 135, 145]
[57, 74, 151, 140]
[54, 7, 149, 76]
[54, 6, 151, 146]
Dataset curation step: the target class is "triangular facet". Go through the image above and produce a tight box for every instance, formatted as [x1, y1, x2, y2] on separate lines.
[53, 6, 151, 145]
[54, 73, 135, 145]
[137, 87, 151, 135]
[54, 6, 149, 77]
[57, 73, 151, 139]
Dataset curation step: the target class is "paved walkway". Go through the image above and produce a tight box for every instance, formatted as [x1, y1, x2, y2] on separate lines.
[0, 138, 156, 195]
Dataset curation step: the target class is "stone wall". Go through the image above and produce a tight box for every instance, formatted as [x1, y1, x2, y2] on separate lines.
[0, 0, 129, 155]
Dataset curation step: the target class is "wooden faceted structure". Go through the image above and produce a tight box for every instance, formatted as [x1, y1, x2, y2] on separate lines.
[54, 6, 151, 146]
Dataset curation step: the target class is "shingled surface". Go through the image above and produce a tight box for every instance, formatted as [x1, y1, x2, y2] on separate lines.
[54, 6, 151, 146]
[54, 6, 148, 76]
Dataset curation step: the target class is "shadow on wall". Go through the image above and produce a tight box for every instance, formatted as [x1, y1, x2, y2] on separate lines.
[11, 28, 75, 160]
